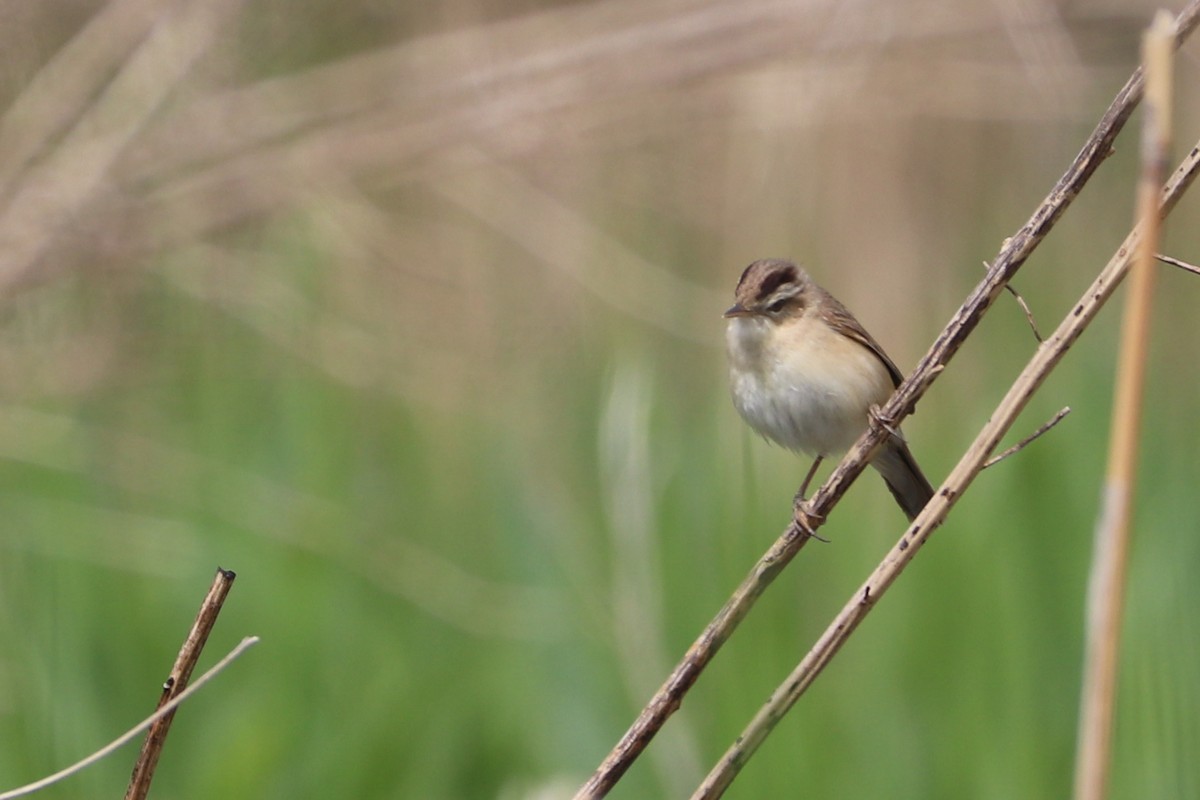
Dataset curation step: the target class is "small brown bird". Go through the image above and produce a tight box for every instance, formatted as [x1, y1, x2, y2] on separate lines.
[724, 259, 933, 520]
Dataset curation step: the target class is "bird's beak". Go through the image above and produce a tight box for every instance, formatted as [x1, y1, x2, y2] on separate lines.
[723, 303, 750, 318]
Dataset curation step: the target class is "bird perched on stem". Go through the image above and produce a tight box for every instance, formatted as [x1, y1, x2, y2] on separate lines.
[724, 258, 933, 521]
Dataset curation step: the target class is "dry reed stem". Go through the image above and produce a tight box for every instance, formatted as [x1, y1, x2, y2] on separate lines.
[125, 567, 239, 800]
[1073, 12, 1175, 800]
[574, 3, 1200, 795]
[692, 132, 1200, 800]
[0, 636, 258, 800]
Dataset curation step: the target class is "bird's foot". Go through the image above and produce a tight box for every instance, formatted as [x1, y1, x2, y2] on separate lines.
[868, 404, 903, 443]
[792, 499, 829, 542]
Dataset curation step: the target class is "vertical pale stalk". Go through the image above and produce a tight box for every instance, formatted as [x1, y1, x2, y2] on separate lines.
[1072, 11, 1174, 800]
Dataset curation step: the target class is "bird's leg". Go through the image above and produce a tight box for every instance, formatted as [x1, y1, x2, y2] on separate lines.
[791, 456, 829, 541]
[794, 455, 823, 505]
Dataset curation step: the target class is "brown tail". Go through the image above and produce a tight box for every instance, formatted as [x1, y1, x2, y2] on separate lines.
[871, 439, 934, 521]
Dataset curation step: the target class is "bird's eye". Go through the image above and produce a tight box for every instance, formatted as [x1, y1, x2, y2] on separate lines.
[767, 298, 788, 313]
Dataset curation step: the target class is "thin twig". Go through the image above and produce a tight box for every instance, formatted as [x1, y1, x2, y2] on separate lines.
[983, 406, 1071, 468]
[691, 131, 1200, 800]
[987, 259, 1045, 342]
[125, 567, 239, 800]
[572, 3, 1200, 795]
[1155, 252, 1200, 276]
[1073, 12, 1174, 800]
[0, 636, 259, 800]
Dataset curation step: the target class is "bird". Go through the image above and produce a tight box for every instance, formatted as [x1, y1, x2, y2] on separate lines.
[724, 258, 933, 521]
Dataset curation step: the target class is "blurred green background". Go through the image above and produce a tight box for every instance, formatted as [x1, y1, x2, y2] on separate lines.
[0, 1, 1198, 797]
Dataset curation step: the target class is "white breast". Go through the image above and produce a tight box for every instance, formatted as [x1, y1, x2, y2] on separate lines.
[726, 314, 895, 456]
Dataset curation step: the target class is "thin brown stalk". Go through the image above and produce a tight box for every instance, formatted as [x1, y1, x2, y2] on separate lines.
[1155, 253, 1200, 276]
[692, 132, 1200, 800]
[125, 567, 239, 800]
[1073, 12, 1174, 800]
[573, 3, 1200, 795]
[1004, 278, 1045, 342]
[983, 406, 1071, 468]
